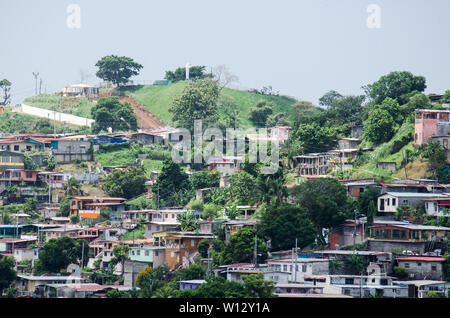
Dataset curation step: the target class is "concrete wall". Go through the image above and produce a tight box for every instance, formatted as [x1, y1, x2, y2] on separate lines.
[377, 162, 397, 172]
[368, 240, 426, 254]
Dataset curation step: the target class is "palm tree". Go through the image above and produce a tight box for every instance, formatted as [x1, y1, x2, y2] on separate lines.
[151, 285, 177, 298]
[66, 177, 83, 196]
[177, 211, 199, 232]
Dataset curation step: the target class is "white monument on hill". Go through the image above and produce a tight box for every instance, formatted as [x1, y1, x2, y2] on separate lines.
[185, 62, 191, 80]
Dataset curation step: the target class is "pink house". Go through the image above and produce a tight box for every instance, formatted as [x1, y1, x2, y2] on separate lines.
[414, 110, 450, 146]
[270, 126, 292, 143]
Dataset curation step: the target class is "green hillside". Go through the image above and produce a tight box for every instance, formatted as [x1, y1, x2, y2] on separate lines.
[122, 81, 308, 128]
[348, 121, 415, 181]
[23, 93, 96, 119]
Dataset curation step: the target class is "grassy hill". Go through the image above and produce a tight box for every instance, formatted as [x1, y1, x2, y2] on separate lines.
[123, 81, 308, 128]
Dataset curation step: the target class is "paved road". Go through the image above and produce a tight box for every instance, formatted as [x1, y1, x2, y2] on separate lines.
[19, 104, 95, 127]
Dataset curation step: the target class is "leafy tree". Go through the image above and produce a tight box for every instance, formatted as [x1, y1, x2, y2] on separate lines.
[102, 166, 147, 199]
[266, 112, 290, 127]
[0, 255, 16, 294]
[260, 203, 316, 251]
[152, 159, 190, 207]
[292, 122, 337, 153]
[190, 170, 220, 190]
[441, 90, 450, 104]
[319, 90, 343, 108]
[356, 186, 380, 217]
[110, 245, 129, 277]
[400, 93, 431, 117]
[38, 237, 88, 273]
[255, 166, 287, 205]
[291, 101, 319, 126]
[367, 71, 426, 105]
[377, 97, 402, 125]
[95, 55, 143, 87]
[326, 95, 365, 128]
[197, 239, 210, 258]
[0, 79, 12, 106]
[343, 254, 367, 275]
[165, 65, 208, 82]
[291, 178, 353, 245]
[176, 263, 206, 281]
[91, 96, 137, 133]
[363, 108, 397, 144]
[242, 274, 276, 298]
[229, 171, 257, 205]
[248, 100, 274, 127]
[420, 141, 449, 183]
[220, 227, 267, 265]
[169, 78, 220, 132]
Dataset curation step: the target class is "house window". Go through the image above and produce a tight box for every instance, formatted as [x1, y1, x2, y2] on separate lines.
[417, 262, 422, 267]
[386, 198, 390, 206]
[392, 198, 396, 206]
[345, 278, 354, 285]
[404, 263, 410, 269]
[283, 265, 287, 271]
[191, 240, 194, 247]
[431, 265, 437, 271]
[26, 172, 32, 179]
[136, 250, 140, 256]
[155, 251, 158, 257]
[302, 265, 307, 272]
[145, 250, 149, 256]
[12, 171, 20, 178]
[14, 145, 19, 151]
[171, 252, 174, 258]
[26, 146, 32, 151]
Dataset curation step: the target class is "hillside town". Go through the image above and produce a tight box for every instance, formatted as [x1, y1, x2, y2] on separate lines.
[0, 75, 450, 299]
[1, 2, 450, 303]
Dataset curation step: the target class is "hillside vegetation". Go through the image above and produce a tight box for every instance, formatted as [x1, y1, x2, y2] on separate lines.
[122, 82, 307, 127]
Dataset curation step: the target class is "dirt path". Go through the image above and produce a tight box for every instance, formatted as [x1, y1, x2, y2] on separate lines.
[118, 95, 166, 129]
[100, 90, 165, 129]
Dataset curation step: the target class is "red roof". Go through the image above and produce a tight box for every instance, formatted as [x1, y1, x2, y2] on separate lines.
[224, 263, 255, 268]
[396, 256, 445, 262]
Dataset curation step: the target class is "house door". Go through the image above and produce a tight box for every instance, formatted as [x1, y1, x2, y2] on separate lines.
[379, 199, 385, 211]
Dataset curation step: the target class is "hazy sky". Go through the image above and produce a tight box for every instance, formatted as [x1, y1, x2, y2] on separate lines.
[1, 0, 449, 106]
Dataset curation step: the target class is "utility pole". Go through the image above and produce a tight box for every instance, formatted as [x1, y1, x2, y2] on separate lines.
[32, 72, 39, 95]
[81, 241, 85, 273]
[253, 233, 257, 266]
